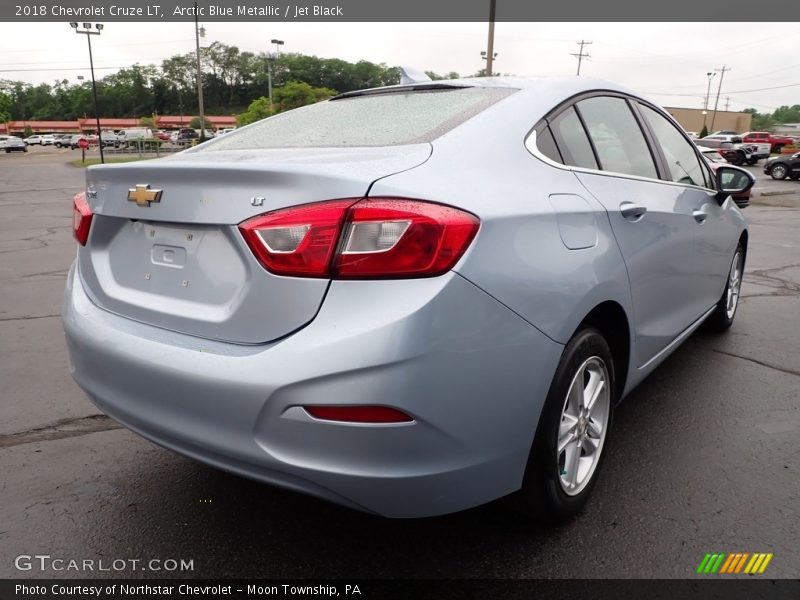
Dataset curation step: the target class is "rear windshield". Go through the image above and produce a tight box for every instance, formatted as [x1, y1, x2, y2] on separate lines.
[202, 87, 516, 150]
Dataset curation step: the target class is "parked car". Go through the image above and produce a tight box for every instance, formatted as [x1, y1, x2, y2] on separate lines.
[68, 134, 98, 149]
[4, 136, 28, 153]
[176, 127, 199, 143]
[64, 77, 754, 522]
[709, 130, 737, 136]
[0, 134, 12, 148]
[703, 134, 743, 144]
[695, 138, 768, 165]
[741, 131, 795, 154]
[685, 131, 699, 139]
[116, 128, 154, 147]
[152, 130, 171, 141]
[24, 135, 46, 145]
[699, 147, 751, 208]
[53, 133, 71, 147]
[763, 152, 800, 180]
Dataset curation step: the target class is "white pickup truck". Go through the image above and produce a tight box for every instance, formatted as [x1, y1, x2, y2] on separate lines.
[698, 136, 771, 165]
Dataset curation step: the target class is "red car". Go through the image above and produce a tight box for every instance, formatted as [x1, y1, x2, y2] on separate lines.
[152, 130, 171, 141]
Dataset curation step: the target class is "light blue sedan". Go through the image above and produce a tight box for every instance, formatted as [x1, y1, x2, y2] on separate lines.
[63, 77, 754, 521]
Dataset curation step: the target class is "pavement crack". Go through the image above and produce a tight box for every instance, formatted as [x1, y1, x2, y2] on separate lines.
[0, 415, 122, 448]
[0, 314, 60, 322]
[709, 348, 800, 378]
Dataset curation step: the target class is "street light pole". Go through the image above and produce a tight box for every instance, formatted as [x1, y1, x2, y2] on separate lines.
[485, 0, 496, 76]
[70, 22, 104, 164]
[194, 1, 206, 140]
[268, 39, 284, 108]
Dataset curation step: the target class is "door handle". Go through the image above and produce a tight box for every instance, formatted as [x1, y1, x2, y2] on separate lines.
[692, 209, 708, 224]
[620, 202, 647, 221]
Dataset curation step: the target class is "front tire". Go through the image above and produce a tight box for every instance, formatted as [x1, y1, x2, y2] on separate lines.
[770, 164, 788, 180]
[705, 243, 744, 332]
[512, 328, 615, 522]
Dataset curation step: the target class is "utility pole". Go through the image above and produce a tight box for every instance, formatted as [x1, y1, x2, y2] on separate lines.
[725, 97, 731, 111]
[709, 65, 731, 133]
[193, 1, 206, 140]
[485, 0, 496, 76]
[571, 40, 592, 76]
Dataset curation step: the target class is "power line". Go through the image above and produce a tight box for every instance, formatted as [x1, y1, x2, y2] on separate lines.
[571, 40, 592, 76]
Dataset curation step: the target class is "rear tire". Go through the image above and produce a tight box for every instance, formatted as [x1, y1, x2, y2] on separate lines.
[705, 243, 744, 332]
[511, 328, 615, 523]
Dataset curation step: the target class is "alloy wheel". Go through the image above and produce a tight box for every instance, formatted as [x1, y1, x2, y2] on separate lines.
[557, 356, 611, 496]
[726, 250, 744, 320]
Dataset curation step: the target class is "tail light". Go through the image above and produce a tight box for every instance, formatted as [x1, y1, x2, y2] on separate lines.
[72, 192, 93, 246]
[239, 198, 479, 279]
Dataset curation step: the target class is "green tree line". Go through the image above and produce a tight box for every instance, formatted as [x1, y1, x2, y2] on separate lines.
[0, 43, 434, 121]
[743, 106, 800, 132]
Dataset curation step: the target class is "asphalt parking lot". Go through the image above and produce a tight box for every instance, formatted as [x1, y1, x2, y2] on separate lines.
[1, 147, 798, 579]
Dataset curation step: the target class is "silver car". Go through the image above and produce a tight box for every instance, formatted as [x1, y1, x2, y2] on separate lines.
[63, 77, 754, 521]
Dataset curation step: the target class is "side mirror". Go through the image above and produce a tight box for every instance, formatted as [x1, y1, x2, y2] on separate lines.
[715, 165, 755, 204]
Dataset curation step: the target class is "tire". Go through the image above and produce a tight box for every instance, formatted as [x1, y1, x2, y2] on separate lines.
[746, 157, 758, 165]
[704, 243, 744, 332]
[731, 152, 745, 166]
[511, 328, 615, 523]
[770, 164, 789, 180]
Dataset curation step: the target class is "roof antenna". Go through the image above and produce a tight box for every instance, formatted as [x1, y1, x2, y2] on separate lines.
[399, 66, 432, 85]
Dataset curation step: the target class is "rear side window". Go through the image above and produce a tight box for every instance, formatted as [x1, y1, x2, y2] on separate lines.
[202, 87, 516, 149]
[639, 104, 710, 188]
[576, 96, 658, 179]
[549, 107, 598, 170]
[535, 126, 563, 163]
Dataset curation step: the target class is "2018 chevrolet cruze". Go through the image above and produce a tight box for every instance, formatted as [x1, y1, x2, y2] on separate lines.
[63, 77, 754, 521]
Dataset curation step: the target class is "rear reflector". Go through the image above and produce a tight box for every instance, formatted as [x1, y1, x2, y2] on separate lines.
[239, 198, 479, 279]
[72, 192, 93, 246]
[304, 406, 414, 423]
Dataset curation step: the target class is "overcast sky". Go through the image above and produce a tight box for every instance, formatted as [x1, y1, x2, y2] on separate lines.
[2, 21, 798, 113]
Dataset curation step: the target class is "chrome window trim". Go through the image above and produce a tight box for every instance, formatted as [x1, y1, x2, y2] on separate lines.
[525, 129, 718, 195]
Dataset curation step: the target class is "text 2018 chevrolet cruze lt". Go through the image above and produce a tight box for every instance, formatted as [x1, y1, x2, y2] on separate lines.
[63, 77, 754, 521]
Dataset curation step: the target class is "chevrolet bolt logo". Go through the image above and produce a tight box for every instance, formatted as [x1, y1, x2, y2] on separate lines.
[127, 184, 163, 207]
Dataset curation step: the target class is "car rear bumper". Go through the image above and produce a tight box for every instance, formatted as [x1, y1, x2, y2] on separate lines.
[63, 263, 563, 517]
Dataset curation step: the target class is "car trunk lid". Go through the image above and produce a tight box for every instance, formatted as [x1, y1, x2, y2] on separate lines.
[78, 145, 431, 344]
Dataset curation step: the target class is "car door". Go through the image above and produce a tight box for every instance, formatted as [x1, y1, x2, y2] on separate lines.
[636, 103, 738, 316]
[550, 95, 706, 367]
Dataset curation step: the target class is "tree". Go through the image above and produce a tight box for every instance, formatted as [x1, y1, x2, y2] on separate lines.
[139, 116, 156, 129]
[699, 125, 708, 138]
[271, 81, 337, 114]
[0, 92, 11, 125]
[237, 97, 272, 126]
[189, 116, 212, 129]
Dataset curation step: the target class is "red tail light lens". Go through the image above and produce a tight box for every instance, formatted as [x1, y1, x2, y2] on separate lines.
[304, 406, 414, 423]
[72, 191, 93, 246]
[239, 198, 479, 279]
[334, 199, 479, 278]
[239, 200, 356, 277]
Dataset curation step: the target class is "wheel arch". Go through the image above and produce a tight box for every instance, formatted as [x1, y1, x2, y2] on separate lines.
[573, 300, 631, 404]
